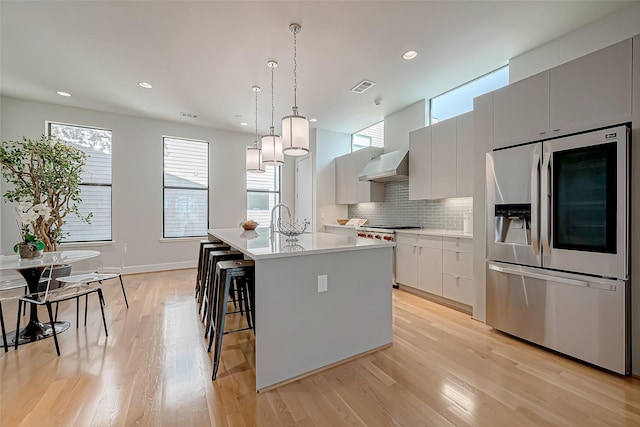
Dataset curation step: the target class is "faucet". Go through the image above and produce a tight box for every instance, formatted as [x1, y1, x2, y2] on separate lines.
[270, 203, 292, 236]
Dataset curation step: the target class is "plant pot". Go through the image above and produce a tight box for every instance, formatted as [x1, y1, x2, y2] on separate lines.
[17, 244, 43, 259]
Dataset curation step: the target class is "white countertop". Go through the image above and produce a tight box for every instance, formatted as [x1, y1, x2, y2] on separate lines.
[208, 228, 395, 260]
[395, 229, 473, 239]
[324, 224, 356, 229]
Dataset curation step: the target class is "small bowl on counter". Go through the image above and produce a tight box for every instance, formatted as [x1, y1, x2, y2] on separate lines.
[336, 219, 349, 225]
[240, 220, 259, 230]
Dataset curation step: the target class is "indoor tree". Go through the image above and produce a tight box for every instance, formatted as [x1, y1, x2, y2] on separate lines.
[0, 134, 91, 251]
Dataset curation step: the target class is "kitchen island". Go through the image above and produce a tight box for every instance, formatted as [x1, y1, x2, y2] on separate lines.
[208, 228, 394, 391]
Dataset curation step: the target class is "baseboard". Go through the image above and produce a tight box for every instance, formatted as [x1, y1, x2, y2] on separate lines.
[398, 285, 472, 315]
[122, 261, 196, 275]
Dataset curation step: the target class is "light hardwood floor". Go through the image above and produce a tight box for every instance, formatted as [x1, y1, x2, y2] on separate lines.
[1, 269, 639, 426]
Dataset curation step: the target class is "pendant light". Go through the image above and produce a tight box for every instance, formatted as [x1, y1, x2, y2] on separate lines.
[246, 86, 265, 173]
[282, 23, 310, 156]
[261, 61, 284, 165]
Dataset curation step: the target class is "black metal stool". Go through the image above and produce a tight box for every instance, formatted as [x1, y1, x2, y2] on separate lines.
[196, 243, 230, 309]
[201, 250, 244, 335]
[209, 259, 255, 380]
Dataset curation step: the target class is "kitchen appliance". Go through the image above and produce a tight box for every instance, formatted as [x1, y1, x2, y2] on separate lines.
[358, 149, 409, 182]
[357, 225, 421, 288]
[486, 124, 630, 374]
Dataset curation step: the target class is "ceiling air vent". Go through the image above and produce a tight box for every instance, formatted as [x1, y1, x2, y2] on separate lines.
[350, 80, 376, 94]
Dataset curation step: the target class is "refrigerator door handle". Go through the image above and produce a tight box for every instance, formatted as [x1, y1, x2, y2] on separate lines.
[540, 152, 551, 255]
[531, 154, 540, 255]
[488, 263, 617, 291]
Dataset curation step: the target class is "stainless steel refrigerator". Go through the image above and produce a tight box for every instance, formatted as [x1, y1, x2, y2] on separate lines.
[486, 124, 630, 374]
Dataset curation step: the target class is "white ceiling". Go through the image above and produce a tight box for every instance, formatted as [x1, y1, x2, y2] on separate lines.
[0, 1, 634, 136]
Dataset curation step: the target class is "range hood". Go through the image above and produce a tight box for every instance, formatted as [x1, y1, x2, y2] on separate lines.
[358, 149, 409, 182]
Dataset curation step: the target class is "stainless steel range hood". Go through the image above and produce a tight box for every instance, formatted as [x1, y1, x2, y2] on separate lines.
[358, 149, 409, 182]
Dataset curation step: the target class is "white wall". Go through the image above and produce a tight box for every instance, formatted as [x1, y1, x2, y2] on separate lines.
[1, 96, 251, 272]
[509, 2, 640, 83]
[281, 155, 296, 215]
[311, 128, 350, 231]
[383, 100, 426, 153]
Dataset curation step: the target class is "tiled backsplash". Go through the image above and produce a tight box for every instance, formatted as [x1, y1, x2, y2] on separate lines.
[347, 181, 473, 230]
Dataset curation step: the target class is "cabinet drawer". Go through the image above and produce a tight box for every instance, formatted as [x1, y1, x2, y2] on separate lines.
[442, 250, 473, 279]
[396, 234, 418, 245]
[417, 235, 442, 249]
[442, 274, 473, 306]
[442, 237, 472, 253]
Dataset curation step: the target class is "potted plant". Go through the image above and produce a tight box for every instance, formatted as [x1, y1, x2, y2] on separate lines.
[0, 134, 91, 255]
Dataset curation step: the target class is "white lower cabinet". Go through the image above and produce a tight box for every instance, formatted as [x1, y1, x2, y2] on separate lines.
[417, 246, 442, 295]
[396, 233, 473, 307]
[396, 243, 417, 287]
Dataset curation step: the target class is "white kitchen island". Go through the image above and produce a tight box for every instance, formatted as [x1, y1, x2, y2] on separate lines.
[208, 227, 394, 391]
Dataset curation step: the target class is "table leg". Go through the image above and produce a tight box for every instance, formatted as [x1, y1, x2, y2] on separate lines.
[11, 266, 70, 346]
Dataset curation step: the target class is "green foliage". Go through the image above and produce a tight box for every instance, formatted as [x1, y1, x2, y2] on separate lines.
[0, 135, 91, 251]
[13, 232, 45, 252]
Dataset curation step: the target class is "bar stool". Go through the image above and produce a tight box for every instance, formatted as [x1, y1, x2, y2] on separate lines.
[196, 243, 230, 308]
[196, 239, 227, 290]
[201, 250, 244, 335]
[210, 259, 255, 380]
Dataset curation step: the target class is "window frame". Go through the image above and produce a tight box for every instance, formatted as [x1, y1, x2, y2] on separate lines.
[246, 164, 281, 224]
[162, 136, 210, 239]
[351, 120, 384, 152]
[46, 120, 113, 243]
[429, 65, 509, 124]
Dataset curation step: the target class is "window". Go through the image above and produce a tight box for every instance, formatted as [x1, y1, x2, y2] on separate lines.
[352, 121, 384, 152]
[48, 122, 112, 242]
[247, 165, 280, 226]
[163, 137, 209, 238]
[430, 66, 509, 124]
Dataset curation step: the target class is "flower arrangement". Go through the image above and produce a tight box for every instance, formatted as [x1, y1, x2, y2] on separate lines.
[0, 135, 90, 252]
[13, 201, 50, 253]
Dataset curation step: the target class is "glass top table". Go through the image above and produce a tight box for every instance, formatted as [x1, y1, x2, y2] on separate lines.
[0, 250, 100, 346]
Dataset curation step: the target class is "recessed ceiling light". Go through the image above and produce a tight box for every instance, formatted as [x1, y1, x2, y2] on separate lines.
[138, 81, 153, 89]
[402, 50, 417, 60]
[240, 122, 249, 126]
[309, 118, 318, 123]
[56, 91, 71, 97]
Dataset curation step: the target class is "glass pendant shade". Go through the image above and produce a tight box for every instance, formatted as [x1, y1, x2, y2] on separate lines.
[282, 113, 309, 156]
[246, 146, 264, 173]
[261, 131, 284, 165]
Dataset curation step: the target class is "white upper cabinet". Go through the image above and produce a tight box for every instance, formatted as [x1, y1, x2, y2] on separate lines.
[409, 126, 432, 200]
[409, 113, 473, 200]
[493, 70, 550, 149]
[431, 118, 457, 199]
[456, 112, 474, 197]
[550, 39, 632, 133]
[334, 147, 383, 204]
[334, 155, 349, 204]
[355, 148, 383, 202]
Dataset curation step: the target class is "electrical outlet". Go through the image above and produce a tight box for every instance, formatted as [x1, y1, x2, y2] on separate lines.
[318, 274, 328, 293]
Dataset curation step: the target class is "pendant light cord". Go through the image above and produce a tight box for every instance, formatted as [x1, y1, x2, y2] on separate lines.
[293, 28, 298, 109]
[254, 87, 259, 148]
[271, 64, 275, 133]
